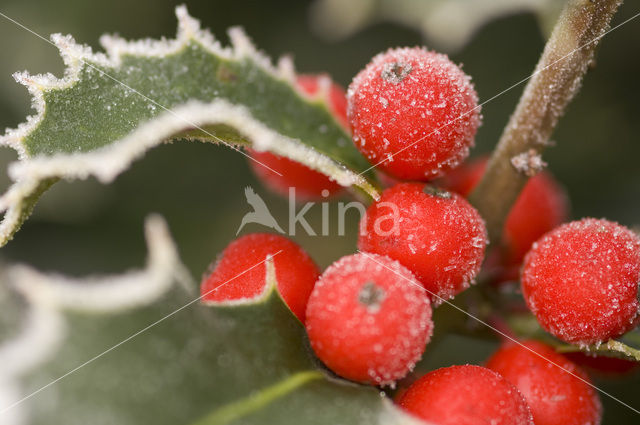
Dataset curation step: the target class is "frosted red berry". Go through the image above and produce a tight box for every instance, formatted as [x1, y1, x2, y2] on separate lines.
[305, 253, 433, 386]
[358, 183, 487, 302]
[200, 233, 320, 322]
[247, 74, 347, 200]
[347, 47, 480, 180]
[398, 365, 533, 425]
[486, 340, 602, 425]
[296, 74, 349, 129]
[441, 156, 568, 268]
[248, 150, 343, 200]
[522, 218, 640, 345]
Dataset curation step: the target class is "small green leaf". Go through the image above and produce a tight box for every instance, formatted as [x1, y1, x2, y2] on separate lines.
[0, 5, 379, 247]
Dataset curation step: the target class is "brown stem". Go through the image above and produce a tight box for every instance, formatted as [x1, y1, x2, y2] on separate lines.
[469, 0, 623, 242]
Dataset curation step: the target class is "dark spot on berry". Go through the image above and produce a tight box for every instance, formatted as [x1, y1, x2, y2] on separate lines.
[423, 185, 452, 199]
[381, 61, 412, 84]
[358, 280, 386, 312]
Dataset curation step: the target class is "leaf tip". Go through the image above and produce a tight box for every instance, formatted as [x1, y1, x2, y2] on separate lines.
[175, 4, 202, 40]
[50, 33, 108, 68]
[276, 55, 297, 83]
[227, 26, 256, 57]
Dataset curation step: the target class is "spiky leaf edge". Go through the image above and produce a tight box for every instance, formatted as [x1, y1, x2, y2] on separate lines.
[0, 216, 424, 425]
[0, 5, 379, 247]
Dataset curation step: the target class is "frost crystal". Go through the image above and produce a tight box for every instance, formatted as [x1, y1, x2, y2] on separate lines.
[511, 149, 547, 177]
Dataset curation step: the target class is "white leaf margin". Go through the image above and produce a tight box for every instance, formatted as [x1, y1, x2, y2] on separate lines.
[0, 5, 378, 246]
[0, 215, 426, 425]
[202, 257, 431, 425]
[0, 214, 192, 425]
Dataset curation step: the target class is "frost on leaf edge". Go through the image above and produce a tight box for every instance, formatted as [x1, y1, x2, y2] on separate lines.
[0, 5, 378, 247]
[200, 255, 430, 425]
[200, 253, 290, 310]
[0, 216, 424, 425]
[0, 215, 190, 425]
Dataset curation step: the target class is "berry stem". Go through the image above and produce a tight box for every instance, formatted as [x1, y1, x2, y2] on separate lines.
[555, 339, 640, 362]
[469, 0, 622, 242]
[192, 370, 323, 425]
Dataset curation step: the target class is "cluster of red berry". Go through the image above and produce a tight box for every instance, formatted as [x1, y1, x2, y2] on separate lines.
[202, 47, 640, 424]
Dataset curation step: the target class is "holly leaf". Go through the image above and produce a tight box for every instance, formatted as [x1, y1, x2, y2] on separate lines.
[0, 216, 424, 425]
[0, 5, 379, 247]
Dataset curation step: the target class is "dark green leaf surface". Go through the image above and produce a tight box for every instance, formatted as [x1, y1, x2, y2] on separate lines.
[22, 285, 405, 425]
[26, 44, 362, 167]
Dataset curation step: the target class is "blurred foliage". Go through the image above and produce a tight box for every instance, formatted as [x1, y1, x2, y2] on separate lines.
[309, 0, 565, 52]
[1, 0, 639, 423]
[22, 285, 395, 425]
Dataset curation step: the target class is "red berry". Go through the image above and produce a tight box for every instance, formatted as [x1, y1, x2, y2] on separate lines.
[564, 352, 639, 378]
[398, 365, 533, 425]
[200, 233, 320, 323]
[247, 74, 348, 200]
[248, 150, 343, 200]
[439, 155, 488, 197]
[522, 218, 640, 345]
[296, 74, 349, 129]
[503, 172, 568, 265]
[347, 47, 480, 180]
[486, 340, 602, 425]
[358, 183, 487, 302]
[441, 156, 569, 267]
[305, 253, 432, 385]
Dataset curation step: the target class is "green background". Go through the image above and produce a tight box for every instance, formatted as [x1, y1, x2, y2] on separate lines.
[0, 0, 639, 423]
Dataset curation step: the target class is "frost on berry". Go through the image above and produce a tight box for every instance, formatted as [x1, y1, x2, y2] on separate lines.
[305, 253, 433, 386]
[398, 365, 534, 425]
[486, 340, 602, 425]
[522, 218, 640, 345]
[359, 183, 487, 304]
[347, 47, 481, 180]
[200, 233, 320, 323]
